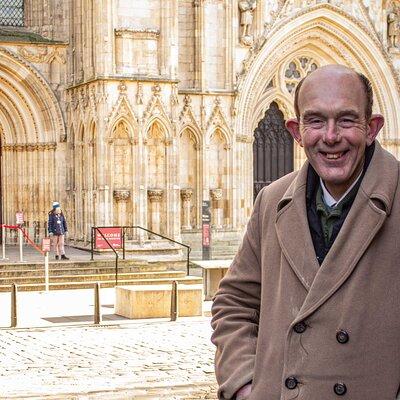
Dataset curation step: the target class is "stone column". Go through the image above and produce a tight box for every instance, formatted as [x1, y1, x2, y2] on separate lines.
[113, 189, 131, 227]
[148, 189, 163, 236]
[180, 189, 193, 230]
[210, 188, 223, 229]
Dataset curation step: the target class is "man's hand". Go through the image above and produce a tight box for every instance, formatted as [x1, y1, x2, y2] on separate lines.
[236, 383, 252, 400]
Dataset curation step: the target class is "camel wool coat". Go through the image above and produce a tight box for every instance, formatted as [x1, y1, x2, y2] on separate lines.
[211, 141, 400, 400]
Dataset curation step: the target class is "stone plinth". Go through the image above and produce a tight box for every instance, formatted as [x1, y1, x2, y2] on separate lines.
[191, 259, 232, 301]
[115, 284, 203, 319]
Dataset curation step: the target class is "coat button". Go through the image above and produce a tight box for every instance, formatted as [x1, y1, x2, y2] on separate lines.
[293, 321, 307, 334]
[336, 330, 349, 344]
[334, 383, 347, 396]
[285, 376, 298, 390]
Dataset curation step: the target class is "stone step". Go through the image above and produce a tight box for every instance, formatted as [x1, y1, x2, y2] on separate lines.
[0, 259, 186, 272]
[0, 275, 203, 292]
[0, 270, 188, 285]
[0, 265, 178, 277]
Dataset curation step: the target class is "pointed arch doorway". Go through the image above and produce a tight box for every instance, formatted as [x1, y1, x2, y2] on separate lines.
[253, 101, 294, 200]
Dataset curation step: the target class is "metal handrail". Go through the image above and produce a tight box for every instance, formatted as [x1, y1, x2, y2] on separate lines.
[91, 225, 191, 275]
[91, 227, 119, 285]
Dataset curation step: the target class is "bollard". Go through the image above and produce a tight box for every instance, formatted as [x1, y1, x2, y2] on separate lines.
[2, 225, 6, 260]
[44, 252, 49, 292]
[11, 283, 17, 328]
[94, 282, 101, 325]
[18, 229, 23, 262]
[170, 280, 178, 322]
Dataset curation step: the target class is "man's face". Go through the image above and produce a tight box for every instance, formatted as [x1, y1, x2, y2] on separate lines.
[286, 67, 384, 198]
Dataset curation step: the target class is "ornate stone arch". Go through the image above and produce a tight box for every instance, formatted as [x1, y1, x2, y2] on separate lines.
[144, 117, 171, 143]
[108, 117, 137, 145]
[107, 95, 138, 138]
[236, 5, 400, 150]
[0, 47, 65, 143]
[178, 124, 202, 147]
[206, 125, 232, 148]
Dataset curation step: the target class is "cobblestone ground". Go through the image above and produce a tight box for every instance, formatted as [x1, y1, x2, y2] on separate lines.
[0, 319, 218, 399]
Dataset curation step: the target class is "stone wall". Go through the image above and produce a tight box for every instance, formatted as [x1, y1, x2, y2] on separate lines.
[0, 0, 400, 249]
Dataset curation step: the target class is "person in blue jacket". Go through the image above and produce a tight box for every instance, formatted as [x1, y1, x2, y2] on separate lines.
[48, 202, 69, 260]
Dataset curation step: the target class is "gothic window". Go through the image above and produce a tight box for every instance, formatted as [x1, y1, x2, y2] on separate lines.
[284, 57, 318, 94]
[0, 0, 24, 27]
[253, 102, 293, 200]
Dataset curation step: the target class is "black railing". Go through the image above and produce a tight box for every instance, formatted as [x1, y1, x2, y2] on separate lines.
[91, 227, 119, 285]
[90, 226, 191, 283]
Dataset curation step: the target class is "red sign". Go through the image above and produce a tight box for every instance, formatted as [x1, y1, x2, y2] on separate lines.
[16, 212, 24, 225]
[42, 238, 51, 252]
[95, 228, 122, 249]
[202, 223, 210, 247]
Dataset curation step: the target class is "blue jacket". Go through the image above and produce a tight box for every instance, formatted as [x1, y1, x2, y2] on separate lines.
[48, 212, 68, 235]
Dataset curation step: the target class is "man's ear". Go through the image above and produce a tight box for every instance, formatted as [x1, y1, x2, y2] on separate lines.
[286, 118, 303, 147]
[367, 114, 384, 145]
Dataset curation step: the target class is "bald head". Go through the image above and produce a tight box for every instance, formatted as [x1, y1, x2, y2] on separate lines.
[294, 65, 373, 121]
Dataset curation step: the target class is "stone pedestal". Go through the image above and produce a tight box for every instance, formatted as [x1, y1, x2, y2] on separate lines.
[180, 188, 193, 230]
[115, 284, 203, 319]
[148, 189, 163, 236]
[210, 188, 223, 229]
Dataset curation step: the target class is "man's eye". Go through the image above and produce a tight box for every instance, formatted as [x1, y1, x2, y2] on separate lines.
[339, 118, 355, 127]
[308, 119, 324, 126]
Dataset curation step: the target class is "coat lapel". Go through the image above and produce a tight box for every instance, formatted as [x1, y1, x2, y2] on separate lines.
[294, 141, 399, 322]
[275, 162, 320, 291]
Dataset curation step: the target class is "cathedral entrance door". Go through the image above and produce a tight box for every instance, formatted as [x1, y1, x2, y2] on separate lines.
[253, 101, 294, 201]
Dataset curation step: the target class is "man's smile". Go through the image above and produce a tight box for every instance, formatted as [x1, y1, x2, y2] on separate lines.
[318, 150, 349, 161]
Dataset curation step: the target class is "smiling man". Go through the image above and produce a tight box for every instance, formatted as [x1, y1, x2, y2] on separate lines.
[211, 65, 400, 399]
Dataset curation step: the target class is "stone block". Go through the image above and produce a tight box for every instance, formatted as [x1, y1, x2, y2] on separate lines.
[115, 283, 203, 319]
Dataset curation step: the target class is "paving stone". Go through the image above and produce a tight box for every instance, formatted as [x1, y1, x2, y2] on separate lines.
[0, 319, 218, 399]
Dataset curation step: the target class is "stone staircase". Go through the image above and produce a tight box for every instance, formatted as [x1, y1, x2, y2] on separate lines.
[0, 259, 203, 292]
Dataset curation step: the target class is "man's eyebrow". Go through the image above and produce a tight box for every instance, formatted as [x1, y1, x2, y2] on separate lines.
[302, 111, 325, 119]
[301, 110, 360, 119]
[335, 110, 360, 118]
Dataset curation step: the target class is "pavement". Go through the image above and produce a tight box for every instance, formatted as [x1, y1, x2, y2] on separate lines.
[0, 320, 218, 399]
[0, 245, 218, 399]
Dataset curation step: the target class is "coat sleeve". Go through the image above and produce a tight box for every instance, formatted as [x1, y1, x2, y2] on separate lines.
[211, 189, 263, 400]
[63, 216, 68, 233]
[47, 214, 54, 234]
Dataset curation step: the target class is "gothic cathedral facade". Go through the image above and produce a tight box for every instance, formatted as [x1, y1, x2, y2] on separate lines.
[0, 0, 400, 253]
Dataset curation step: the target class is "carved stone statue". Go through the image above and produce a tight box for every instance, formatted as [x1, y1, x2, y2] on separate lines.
[239, 0, 257, 46]
[388, 11, 400, 49]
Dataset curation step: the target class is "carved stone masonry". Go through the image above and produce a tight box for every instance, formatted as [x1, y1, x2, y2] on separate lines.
[180, 189, 193, 230]
[148, 189, 164, 235]
[239, 0, 257, 46]
[113, 189, 131, 202]
[210, 188, 223, 229]
[388, 10, 400, 49]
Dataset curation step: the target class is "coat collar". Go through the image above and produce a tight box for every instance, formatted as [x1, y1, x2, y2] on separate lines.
[275, 141, 399, 322]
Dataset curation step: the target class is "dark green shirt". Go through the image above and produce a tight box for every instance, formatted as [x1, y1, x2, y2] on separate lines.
[316, 181, 361, 247]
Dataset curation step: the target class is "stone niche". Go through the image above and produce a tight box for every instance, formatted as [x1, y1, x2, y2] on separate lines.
[115, 28, 160, 75]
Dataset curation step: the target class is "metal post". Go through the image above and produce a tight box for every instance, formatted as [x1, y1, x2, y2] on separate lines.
[187, 248, 190, 276]
[115, 255, 119, 286]
[11, 283, 17, 328]
[44, 251, 49, 292]
[94, 282, 101, 324]
[122, 228, 126, 260]
[170, 280, 178, 321]
[2, 225, 6, 260]
[91, 227, 94, 261]
[18, 228, 23, 262]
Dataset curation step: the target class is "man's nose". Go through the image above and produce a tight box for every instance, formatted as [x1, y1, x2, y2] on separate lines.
[323, 120, 340, 144]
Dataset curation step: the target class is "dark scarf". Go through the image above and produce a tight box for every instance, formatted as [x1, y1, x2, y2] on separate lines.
[306, 142, 375, 265]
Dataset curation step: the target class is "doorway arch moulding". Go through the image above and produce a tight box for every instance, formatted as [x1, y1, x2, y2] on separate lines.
[235, 4, 400, 146]
[0, 46, 65, 144]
